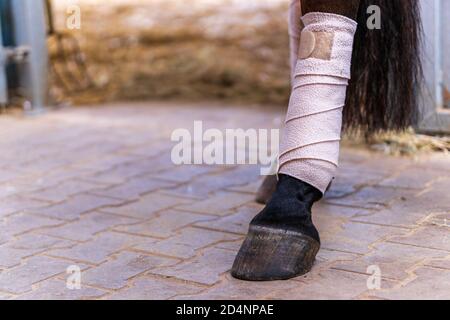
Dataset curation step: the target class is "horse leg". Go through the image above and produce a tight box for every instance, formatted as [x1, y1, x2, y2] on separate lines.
[255, 0, 360, 205]
[302, 0, 360, 19]
[232, 0, 361, 281]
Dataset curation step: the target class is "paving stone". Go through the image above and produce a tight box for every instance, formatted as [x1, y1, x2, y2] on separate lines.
[176, 192, 254, 216]
[89, 154, 174, 184]
[0, 234, 74, 268]
[82, 251, 177, 290]
[135, 227, 241, 259]
[0, 213, 62, 243]
[0, 182, 26, 199]
[115, 209, 214, 238]
[19, 158, 72, 175]
[151, 165, 218, 183]
[369, 267, 450, 300]
[378, 167, 442, 189]
[424, 258, 450, 270]
[120, 141, 172, 158]
[357, 155, 410, 173]
[48, 232, 146, 264]
[412, 153, 450, 173]
[102, 191, 192, 219]
[174, 274, 296, 300]
[42, 212, 138, 241]
[139, 153, 177, 174]
[325, 186, 416, 210]
[315, 202, 374, 219]
[81, 162, 158, 185]
[267, 269, 374, 300]
[166, 177, 231, 199]
[333, 242, 447, 281]
[150, 247, 236, 285]
[334, 165, 388, 188]
[324, 180, 358, 199]
[168, 166, 260, 198]
[423, 212, 450, 228]
[29, 194, 126, 221]
[21, 168, 97, 192]
[352, 204, 428, 229]
[316, 217, 408, 255]
[108, 277, 203, 300]
[0, 256, 71, 294]
[388, 225, 450, 252]
[72, 154, 139, 172]
[91, 176, 175, 200]
[0, 169, 24, 184]
[215, 240, 244, 252]
[17, 279, 107, 300]
[29, 180, 102, 203]
[225, 180, 262, 194]
[194, 203, 262, 235]
[415, 178, 450, 211]
[352, 187, 450, 229]
[0, 196, 49, 219]
[315, 249, 360, 270]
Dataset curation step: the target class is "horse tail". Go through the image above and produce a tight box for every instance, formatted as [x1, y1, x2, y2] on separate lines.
[344, 0, 423, 134]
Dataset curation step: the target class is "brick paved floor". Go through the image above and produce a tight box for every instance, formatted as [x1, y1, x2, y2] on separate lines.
[0, 102, 449, 300]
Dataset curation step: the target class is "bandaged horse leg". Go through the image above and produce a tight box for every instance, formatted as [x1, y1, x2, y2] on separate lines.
[232, 0, 360, 281]
[278, 7, 359, 193]
[256, 0, 420, 206]
[255, 0, 341, 204]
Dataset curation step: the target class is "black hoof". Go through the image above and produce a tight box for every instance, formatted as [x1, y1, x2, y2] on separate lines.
[231, 225, 320, 281]
[233, 174, 323, 281]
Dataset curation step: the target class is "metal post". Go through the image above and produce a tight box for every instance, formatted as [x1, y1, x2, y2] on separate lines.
[417, 0, 450, 134]
[11, 0, 48, 114]
[0, 13, 8, 106]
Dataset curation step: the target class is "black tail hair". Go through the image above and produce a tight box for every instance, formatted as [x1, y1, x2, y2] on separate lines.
[344, 0, 423, 134]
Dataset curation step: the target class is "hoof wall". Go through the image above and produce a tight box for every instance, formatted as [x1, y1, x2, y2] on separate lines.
[231, 225, 320, 281]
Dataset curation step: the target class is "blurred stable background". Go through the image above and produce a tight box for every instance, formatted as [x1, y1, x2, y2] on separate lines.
[0, 0, 449, 152]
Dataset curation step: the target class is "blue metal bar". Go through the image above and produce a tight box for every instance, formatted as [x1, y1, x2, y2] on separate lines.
[0, 9, 8, 104]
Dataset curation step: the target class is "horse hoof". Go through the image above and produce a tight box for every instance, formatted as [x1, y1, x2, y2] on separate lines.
[231, 225, 320, 281]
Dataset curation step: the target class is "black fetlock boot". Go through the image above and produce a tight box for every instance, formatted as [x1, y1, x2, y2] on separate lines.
[255, 175, 332, 205]
[232, 174, 323, 281]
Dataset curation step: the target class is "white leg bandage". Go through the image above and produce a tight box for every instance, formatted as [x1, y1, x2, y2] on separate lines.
[279, 12, 358, 194]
